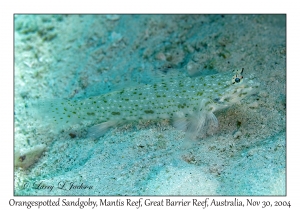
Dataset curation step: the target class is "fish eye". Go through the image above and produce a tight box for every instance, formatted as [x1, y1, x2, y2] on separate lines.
[235, 78, 240, 83]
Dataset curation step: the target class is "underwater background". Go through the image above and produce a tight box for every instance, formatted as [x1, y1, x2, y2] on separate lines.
[14, 14, 286, 195]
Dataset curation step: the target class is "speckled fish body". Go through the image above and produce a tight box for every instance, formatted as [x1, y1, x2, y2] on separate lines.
[34, 69, 259, 139]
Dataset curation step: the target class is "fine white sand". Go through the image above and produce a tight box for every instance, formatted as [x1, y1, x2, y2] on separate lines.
[14, 14, 286, 195]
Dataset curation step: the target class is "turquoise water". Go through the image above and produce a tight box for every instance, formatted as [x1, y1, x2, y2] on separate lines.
[14, 14, 286, 195]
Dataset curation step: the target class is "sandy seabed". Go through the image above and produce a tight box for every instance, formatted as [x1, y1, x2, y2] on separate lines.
[14, 14, 286, 195]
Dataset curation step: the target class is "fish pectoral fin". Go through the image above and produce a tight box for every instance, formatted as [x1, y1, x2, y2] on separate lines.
[173, 110, 218, 140]
[172, 117, 188, 132]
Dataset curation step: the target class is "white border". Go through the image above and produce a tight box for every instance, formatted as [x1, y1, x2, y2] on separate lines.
[1, 0, 299, 209]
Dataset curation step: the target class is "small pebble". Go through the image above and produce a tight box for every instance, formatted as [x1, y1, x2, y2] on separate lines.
[106, 15, 120, 21]
[249, 101, 259, 108]
[259, 90, 268, 98]
[233, 131, 242, 139]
